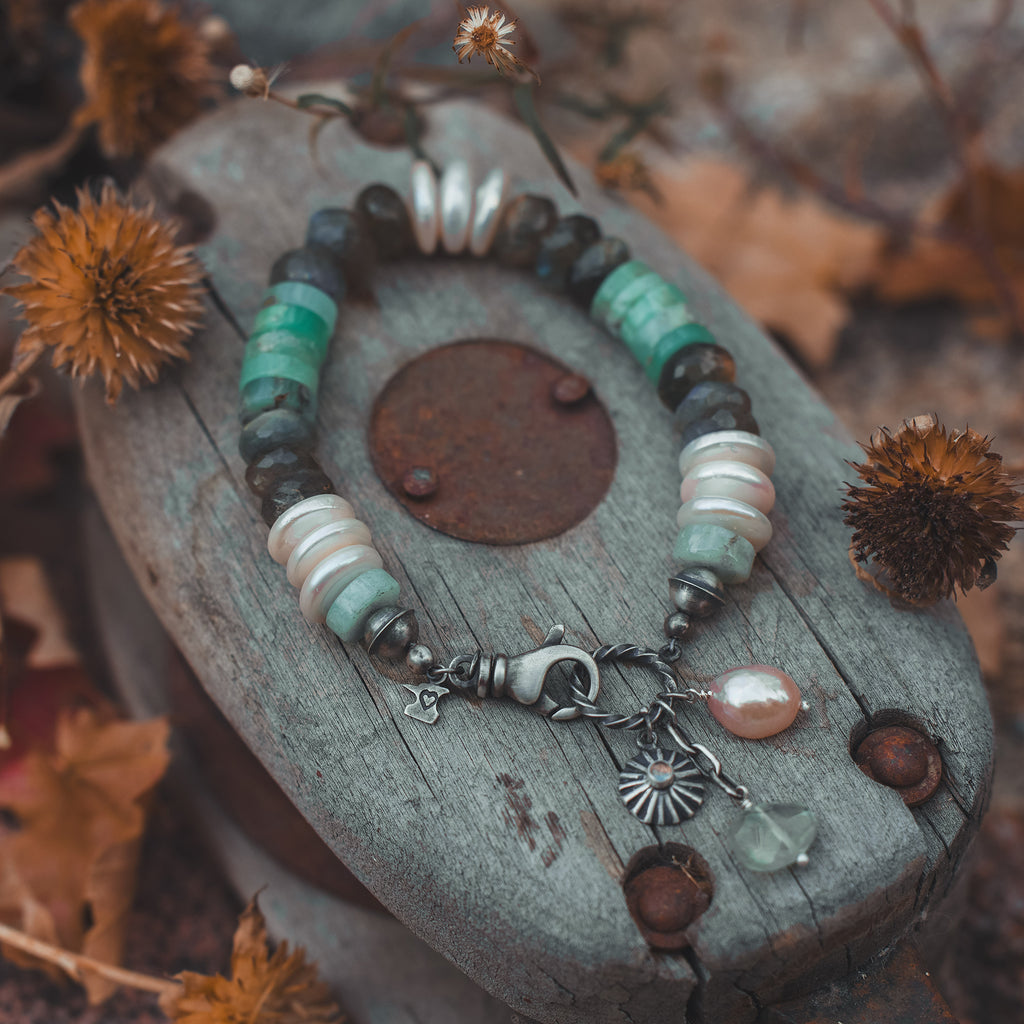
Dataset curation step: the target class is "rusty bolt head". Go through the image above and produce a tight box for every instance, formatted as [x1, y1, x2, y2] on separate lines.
[402, 466, 438, 499]
[854, 725, 943, 807]
[624, 864, 711, 950]
[551, 373, 591, 405]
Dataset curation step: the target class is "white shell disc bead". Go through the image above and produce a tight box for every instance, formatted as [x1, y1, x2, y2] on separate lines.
[469, 168, 507, 256]
[408, 159, 440, 254]
[680, 460, 776, 514]
[268, 495, 355, 564]
[439, 159, 474, 254]
[285, 518, 374, 587]
[676, 495, 773, 551]
[678, 431, 776, 480]
[299, 544, 384, 623]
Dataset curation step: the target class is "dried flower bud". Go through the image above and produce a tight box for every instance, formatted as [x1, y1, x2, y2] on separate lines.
[843, 416, 1022, 605]
[229, 63, 270, 97]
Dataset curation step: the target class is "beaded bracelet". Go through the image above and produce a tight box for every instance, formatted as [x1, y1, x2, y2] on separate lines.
[236, 159, 816, 873]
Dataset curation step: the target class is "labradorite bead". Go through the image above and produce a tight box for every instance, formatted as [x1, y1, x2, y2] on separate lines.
[656, 343, 737, 410]
[269, 245, 345, 301]
[306, 208, 376, 273]
[673, 381, 752, 431]
[238, 377, 315, 426]
[244, 446, 320, 496]
[567, 237, 631, 308]
[260, 470, 335, 526]
[263, 281, 338, 336]
[590, 261, 662, 333]
[239, 408, 315, 462]
[726, 803, 817, 872]
[325, 568, 402, 642]
[672, 522, 756, 584]
[492, 194, 558, 268]
[645, 322, 718, 383]
[535, 215, 601, 291]
[677, 410, 760, 448]
[355, 184, 416, 259]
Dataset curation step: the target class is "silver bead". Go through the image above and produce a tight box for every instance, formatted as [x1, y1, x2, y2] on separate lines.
[664, 611, 693, 640]
[364, 607, 420, 659]
[669, 569, 725, 619]
[406, 642, 436, 675]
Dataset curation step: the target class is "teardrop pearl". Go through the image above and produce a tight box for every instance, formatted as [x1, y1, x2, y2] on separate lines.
[708, 665, 801, 739]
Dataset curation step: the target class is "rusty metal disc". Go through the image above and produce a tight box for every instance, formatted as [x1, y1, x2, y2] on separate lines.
[368, 339, 617, 545]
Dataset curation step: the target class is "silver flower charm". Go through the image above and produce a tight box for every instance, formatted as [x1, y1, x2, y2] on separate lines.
[618, 748, 705, 826]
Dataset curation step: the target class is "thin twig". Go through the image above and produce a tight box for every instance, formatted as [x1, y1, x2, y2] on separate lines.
[0, 349, 43, 401]
[0, 123, 85, 205]
[0, 921, 180, 998]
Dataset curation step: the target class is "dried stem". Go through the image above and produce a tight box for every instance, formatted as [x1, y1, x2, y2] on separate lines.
[0, 921, 180, 999]
[0, 348, 43, 401]
[0, 122, 85, 205]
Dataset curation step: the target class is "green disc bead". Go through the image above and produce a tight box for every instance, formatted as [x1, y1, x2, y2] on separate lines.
[672, 522, 756, 584]
[251, 303, 331, 347]
[238, 377, 316, 426]
[239, 351, 320, 394]
[325, 569, 402, 642]
[590, 261, 661, 332]
[244, 330, 327, 368]
[618, 280, 691, 365]
[646, 322, 719, 383]
[263, 281, 338, 336]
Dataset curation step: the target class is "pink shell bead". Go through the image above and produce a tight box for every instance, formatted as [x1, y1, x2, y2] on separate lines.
[679, 460, 776, 514]
[708, 665, 801, 739]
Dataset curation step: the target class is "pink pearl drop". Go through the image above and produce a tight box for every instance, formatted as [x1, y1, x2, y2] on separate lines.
[708, 665, 801, 739]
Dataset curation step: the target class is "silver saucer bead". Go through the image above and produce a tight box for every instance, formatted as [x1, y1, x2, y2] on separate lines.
[363, 607, 419, 659]
[669, 568, 725, 618]
[664, 611, 693, 641]
[406, 643, 436, 675]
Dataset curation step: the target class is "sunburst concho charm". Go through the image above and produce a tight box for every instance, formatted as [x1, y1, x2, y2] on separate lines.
[619, 748, 705, 826]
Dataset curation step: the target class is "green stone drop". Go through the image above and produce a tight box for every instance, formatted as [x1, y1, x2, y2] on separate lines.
[726, 803, 817, 872]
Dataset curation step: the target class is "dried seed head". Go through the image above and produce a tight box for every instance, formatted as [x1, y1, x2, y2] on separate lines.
[453, 5, 538, 82]
[70, 0, 217, 159]
[2, 183, 205, 404]
[230, 63, 270, 97]
[842, 415, 1022, 605]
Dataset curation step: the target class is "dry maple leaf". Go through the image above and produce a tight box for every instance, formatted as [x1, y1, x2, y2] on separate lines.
[0, 707, 170, 1002]
[70, 0, 218, 159]
[620, 156, 884, 368]
[162, 899, 343, 1024]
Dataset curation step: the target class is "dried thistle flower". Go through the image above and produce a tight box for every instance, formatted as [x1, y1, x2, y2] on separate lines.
[842, 415, 1022, 605]
[453, 5, 538, 82]
[2, 183, 205, 404]
[70, 0, 217, 159]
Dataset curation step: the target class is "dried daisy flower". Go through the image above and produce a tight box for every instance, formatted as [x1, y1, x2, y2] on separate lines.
[2, 183, 205, 404]
[70, 0, 217, 159]
[842, 415, 1022, 605]
[453, 5, 539, 83]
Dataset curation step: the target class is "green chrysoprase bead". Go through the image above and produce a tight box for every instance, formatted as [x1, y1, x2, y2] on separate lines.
[251, 303, 332, 347]
[244, 329, 327, 367]
[672, 522, 755, 584]
[590, 261, 660, 332]
[325, 569, 401, 642]
[726, 803, 817, 872]
[656, 343, 737, 410]
[239, 351, 320, 394]
[645, 322, 718, 383]
[238, 377, 315, 426]
[618, 280, 690, 366]
[263, 281, 339, 336]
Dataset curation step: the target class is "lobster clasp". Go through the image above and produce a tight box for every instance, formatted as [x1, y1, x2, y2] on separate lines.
[489, 625, 600, 721]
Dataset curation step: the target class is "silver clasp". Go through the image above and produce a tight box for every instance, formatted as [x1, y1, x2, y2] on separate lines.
[475, 625, 601, 721]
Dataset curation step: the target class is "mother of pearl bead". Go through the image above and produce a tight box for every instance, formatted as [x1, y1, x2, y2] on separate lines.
[439, 159, 474, 254]
[285, 518, 373, 587]
[408, 159, 440, 254]
[469, 167, 506, 256]
[680, 459, 776, 514]
[676, 495, 773, 551]
[678, 430, 775, 479]
[299, 544, 384, 623]
[268, 495, 355, 564]
[708, 665, 801, 739]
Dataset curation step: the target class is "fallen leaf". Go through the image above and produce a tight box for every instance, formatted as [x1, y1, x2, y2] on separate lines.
[0, 708, 169, 1001]
[874, 164, 1024, 335]
[163, 898, 344, 1023]
[624, 156, 885, 368]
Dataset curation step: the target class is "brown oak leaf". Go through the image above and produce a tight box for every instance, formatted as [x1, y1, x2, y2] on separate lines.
[0, 708, 169, 1002]
[162, 899, 344, 1023]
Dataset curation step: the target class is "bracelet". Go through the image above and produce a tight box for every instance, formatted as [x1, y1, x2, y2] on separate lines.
[235, 159, 815, 874]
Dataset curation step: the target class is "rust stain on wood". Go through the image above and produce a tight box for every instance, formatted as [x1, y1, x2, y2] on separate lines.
[497, 773, 539, 851]
[541, 811, 566, 868]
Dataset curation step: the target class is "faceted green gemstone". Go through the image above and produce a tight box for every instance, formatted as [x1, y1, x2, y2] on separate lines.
[263, 281, 338, 335]
[646, 323, 719, 383]
[251, 303, 331, 347]
[326, 569, 402, 642]
[726, 803, 817, 872]
[672, 522, 755, 584]
[590, 261, 660, 332]
[239, 351, 321, 394]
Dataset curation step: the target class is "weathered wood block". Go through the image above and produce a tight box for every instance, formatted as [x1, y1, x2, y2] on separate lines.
[76, 95, 991, 1023]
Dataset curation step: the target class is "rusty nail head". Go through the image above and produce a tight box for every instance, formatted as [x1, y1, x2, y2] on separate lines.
[624, 864, 710, 950]
[402, 466, 438, 499]
[854, 725, 942, 807]
[551, 373, 591, 405]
